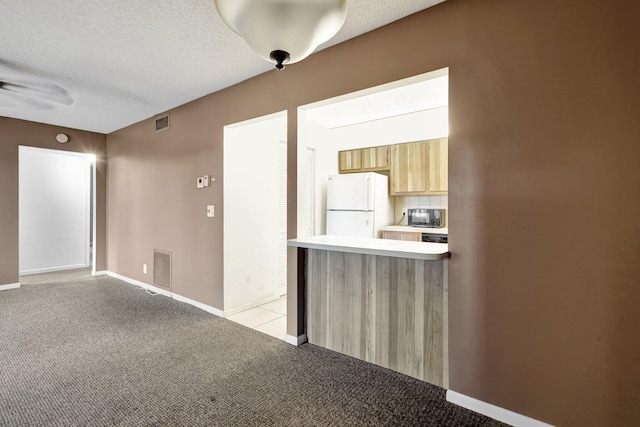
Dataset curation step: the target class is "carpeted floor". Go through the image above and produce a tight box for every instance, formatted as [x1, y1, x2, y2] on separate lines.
[0, 269, 506, 426]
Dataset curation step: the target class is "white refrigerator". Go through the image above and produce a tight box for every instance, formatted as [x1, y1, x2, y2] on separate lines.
[326, 172, 394, 238]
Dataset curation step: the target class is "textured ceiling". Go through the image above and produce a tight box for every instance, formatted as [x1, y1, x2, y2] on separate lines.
[0, 0, 446, 134]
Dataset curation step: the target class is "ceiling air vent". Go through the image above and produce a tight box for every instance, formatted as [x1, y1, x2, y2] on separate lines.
[155, 114, 170, 132]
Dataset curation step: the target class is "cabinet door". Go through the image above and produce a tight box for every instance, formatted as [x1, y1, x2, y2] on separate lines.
[391, 139, 448, 195]
[381, 231, 421, 241]
[391, 141, 428, 194]
[338, 149, 362, 172]
[428, 138, 448, 192]
[362, 146, 390, 170]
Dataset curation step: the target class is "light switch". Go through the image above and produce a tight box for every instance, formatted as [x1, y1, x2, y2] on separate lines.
[197, 177, 204, 189]
[203, 175, 210, 187]
[207, 205, 215, 217]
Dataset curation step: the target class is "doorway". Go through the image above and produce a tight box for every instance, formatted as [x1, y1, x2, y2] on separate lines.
[18, 146, 96, 276]
[223, 111, 288, 340]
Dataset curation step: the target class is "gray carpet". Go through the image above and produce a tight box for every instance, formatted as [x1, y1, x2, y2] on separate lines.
[0, 269, 506, 426]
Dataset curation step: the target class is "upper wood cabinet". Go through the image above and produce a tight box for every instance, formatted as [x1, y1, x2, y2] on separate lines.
[390, 138, 448, 195]
[362, 146, 389, 170]
[338, 149, 362, 172]
[427, 138, 448, 193]
[338, 145, 389, 173]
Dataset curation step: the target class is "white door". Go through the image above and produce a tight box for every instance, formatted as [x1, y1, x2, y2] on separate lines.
[326, 211, 375, 238]
[326, 173, 374, 211]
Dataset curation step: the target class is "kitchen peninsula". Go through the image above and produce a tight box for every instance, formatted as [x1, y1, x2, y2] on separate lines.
[288, 235, 449, 387]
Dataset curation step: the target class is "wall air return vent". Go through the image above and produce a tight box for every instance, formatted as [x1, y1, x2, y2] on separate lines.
[153, 249, 172, 290]
[155, 114, 170, 132]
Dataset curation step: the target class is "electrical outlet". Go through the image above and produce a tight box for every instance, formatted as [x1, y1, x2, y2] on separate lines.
[207, 205, 215, 217]
[143, 264, 147, 274]
[402, 208, 408, 216]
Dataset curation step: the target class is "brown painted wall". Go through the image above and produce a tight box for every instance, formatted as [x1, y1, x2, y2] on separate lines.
[0, 117, 107, 284]
[106, 1, 639, 426]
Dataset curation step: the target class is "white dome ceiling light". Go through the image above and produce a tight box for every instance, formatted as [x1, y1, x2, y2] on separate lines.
[215, 0, 348, 70]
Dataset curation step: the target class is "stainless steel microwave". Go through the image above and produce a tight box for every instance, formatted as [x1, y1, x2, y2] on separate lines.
[408, 208, 446, 228]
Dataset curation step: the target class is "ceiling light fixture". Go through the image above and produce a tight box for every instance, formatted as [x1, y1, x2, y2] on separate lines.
[214, 0, 347, 70]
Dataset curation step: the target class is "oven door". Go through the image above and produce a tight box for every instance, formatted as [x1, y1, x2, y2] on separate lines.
[421, 233, 448, 243]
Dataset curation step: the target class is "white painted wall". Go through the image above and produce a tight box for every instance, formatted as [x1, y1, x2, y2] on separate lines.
[19, 147, 92, 275]
[223, 112, 287, 315]
[298, 107, 448, 236]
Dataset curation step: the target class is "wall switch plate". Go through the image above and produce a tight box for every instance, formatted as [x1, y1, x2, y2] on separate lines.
[197, 177, 204, 189]
[402, 208, 408, 216]
[207, 205, 215, 217]
[143, 264, 147, 274]
[203, 175, 210, 187]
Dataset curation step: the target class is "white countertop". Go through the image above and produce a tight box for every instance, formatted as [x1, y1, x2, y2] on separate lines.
[287, 235, 449, 261]
[380, 225, 448, 234]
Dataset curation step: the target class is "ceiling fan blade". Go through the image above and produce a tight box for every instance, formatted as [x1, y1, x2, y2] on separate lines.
[0, 79, 73, 106]
[0, 85, 55, 110]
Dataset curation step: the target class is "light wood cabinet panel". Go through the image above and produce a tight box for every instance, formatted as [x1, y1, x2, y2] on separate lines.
[390, 138, 448, 195]
[428, 138, 448, 192]
[391, 141, 428, 194]
[361, 146, 389, 170]
[306, 249, 447, 387]
[338, 149, 362, 172]
[381, 231, 421, 242]
[338, 145, 390, 173]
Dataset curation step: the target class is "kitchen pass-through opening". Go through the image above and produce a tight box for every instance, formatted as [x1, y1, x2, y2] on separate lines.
[296, 67, 449, 240]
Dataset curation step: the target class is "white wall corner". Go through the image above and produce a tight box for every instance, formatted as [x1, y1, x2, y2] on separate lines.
[106, 271, 224, 318]
[446, 390, 555, 427]
[0, 283, 20, 291]
[285, 334, 307, 347]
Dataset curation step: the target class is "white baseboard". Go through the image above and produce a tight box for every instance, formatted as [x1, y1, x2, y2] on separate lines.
[0, 283, 20, 291]
[223, 294, 281, 318]
[106, 271, 172, 296]
[106, 271, 224, 318]
[446, 390, 554, 427]
[92, 270, 108, 276]
[20, 263, 89, 276]
[172, 292, 224, 317]
[285, 334, 307, 347]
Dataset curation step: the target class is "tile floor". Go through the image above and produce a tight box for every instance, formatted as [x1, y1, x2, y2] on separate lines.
[226, 295, 287, 341]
